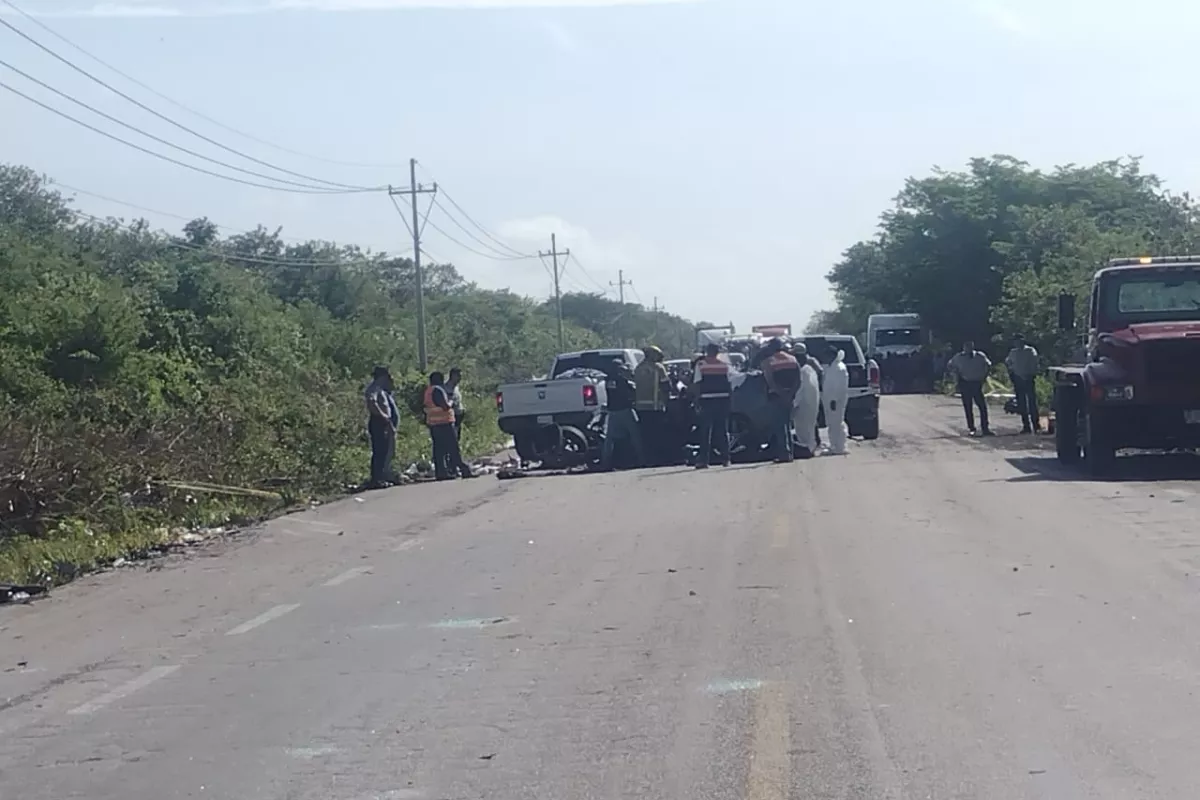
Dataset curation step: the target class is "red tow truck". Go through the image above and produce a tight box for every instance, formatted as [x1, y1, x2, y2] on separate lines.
[1050, 255, 1200, 474]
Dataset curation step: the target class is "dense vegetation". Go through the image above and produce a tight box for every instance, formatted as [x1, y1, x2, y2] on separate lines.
[808, 156, 1200, 365]
[0, 164, 697, 585]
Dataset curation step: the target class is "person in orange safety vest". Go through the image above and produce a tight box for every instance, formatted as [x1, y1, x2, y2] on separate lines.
[761, 338, 800, 463]
[425, 371, 472, 480]
[691, 342, 746, 468]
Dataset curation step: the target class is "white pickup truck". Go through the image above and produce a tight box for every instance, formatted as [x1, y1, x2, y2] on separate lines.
[496, 348, 644, 466]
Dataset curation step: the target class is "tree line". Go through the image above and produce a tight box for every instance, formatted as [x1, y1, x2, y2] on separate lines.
[0, 164, 698, 582]
[807, 155, 1200, 364]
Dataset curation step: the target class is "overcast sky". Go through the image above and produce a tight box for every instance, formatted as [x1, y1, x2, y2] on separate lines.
[3, 0, 1198, 332]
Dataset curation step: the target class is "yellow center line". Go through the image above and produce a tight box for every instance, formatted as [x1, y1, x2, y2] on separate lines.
[746, 682, 790, 800]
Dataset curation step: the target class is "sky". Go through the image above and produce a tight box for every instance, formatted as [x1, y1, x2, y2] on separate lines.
[3, 0, 1199, 333]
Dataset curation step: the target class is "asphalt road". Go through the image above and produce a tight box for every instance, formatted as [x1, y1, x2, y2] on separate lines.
[5, 394, 1200, 799]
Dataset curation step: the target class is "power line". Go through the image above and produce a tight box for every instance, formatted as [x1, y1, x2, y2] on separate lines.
[0, 58, 365, 193]
[0, 12, 379, 191]
[435, 186, 530, 257]
[0, 0, 408, 171]
[563, 252, 614, 295]
[0, 79, 372, 194]
[431, 195, 534, 260]
[423, 203, 538, 262]
[53, 180, 335, 242]
[70, 209, 409, 267]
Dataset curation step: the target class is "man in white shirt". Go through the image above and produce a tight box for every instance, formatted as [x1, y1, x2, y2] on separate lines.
[1004, 334, 1041, 434]
[948, 342, 993, 436]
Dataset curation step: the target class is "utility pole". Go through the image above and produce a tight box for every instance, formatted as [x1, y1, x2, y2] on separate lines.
[387, 158, 438, 371]
[539, 233, 570, 351]
[652, 296, 661, 340]
[610, 269, 633, 347]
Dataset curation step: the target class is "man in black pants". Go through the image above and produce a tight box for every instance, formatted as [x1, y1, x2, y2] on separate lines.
[364, 366, 397, 488]
[949, 341, 993, 436]
[424, 371, 473, 480]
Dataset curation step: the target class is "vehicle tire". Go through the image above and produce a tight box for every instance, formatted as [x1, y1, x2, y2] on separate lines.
[513, 434, 539, 463]
[858, 416, 880, 440]
[1053, 388, 1082, 465]
[1083, 413, 1116, 477]
[543, 425, 589, 469]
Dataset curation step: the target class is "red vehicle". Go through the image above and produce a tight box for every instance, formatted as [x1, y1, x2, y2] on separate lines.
[751, 324, 793, 338]
[1051, 256, 1200, 474]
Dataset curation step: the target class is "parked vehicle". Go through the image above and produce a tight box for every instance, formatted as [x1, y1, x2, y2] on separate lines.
[865, 313, 935, 393]
[791, 334, 881, 440]
[1051, 255, 1200, 475]
[496, 349, 644, 468]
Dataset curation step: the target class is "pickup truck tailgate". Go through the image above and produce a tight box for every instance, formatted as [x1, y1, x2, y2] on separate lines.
[498, 379, 595, 421]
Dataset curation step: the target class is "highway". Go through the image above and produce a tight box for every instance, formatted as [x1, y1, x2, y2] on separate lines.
[4, 395, 1200, 799]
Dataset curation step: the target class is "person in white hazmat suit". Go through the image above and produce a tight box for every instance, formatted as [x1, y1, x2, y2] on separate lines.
[821, 349, 850, 455]
[790, 343, 821, 459]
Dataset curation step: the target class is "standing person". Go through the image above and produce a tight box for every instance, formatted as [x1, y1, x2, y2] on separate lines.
[762, 338, 801, 463]
[446, 367, 466, 443]
[692, 343, 746, 468]
[1005, 334, 1041, 434]
[444, 367, 466, 476]
[599, 359, 646, 471]
[949, 341, 993, 436]
[634, 346, 672, 465]
[791, 343, 821, 459]
[822, 350, 850, 455]
[364, 366, 397, 488]
[424, 371, 473, 480]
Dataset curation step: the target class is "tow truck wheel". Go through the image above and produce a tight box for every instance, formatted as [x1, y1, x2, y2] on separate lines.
[1083, 414, 1116, 477]
[858, 416, 880, 440]
[1053, 389, 1082, 465]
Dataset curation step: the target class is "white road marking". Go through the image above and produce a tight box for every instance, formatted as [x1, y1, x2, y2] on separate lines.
[392, 538, 422, 553]
[1164, 488, 1192, 498]
[287, 745, 343, 759]
[704, 678, 764, 694]
[225, 603, 301, 636]
[67, 665, 181, 715]
[428, 616, 516, 629]
[324, 566, 372, 587]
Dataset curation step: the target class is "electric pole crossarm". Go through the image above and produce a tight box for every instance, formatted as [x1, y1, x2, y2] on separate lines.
[538, 233, 570, 352]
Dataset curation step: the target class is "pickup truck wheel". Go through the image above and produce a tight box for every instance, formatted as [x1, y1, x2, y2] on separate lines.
[1053, 389, 1082, 465]
[1083, 413, 1116, 477]
[857, 416, 880, 440]
[513, 434, 539, 463]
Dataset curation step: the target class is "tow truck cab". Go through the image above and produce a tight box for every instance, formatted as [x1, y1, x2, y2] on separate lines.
[1051, 256, 1200, 474]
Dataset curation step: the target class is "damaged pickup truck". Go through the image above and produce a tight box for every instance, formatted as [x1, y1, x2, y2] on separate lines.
[1051, 255, 1200, 475]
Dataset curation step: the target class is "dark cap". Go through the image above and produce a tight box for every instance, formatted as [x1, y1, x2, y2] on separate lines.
[372, 365, 390, 379]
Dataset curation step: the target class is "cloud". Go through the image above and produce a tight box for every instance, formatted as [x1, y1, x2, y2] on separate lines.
[7, 0, 698, 18]
[972, 0, 1037, 37]
[536, 18, 581, 53]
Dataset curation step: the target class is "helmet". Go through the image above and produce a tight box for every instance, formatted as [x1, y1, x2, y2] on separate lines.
[642, 345, 664, 361]
[766, 337, 786, 354]
[791, 342, 808, 358]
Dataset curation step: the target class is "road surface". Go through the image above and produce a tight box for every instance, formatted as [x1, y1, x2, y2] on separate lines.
[4, 395, 1200, 799]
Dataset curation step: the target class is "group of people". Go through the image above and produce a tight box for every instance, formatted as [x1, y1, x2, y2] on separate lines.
[601, 338, 852, 472]
[363, 365, 474, 489]
[947, 334, 1042, 436]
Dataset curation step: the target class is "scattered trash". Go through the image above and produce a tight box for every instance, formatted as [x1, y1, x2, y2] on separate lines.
[1029, 770, 1046, 776]
[1012, 567, 1019, 572]
[1017, 611, 1032, 617]
[0, 584, 47, 605]
[688, 590, 698, 597]
[479, 753, 496, 761]
[667, 568, 677, 573]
